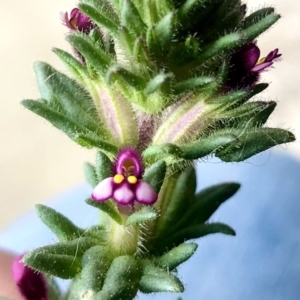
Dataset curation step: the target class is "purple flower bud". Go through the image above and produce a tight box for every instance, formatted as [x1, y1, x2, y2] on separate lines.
[92, 148, 157, 206]
[12, 254, 48, 300]
[62, 8, 95, 34]
[226, 42, 281, 89]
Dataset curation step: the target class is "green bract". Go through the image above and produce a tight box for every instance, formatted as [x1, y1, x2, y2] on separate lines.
[20, 1, 295, 299]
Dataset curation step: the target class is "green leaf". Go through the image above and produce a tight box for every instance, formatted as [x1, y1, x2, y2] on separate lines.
[140, 262, 184, 293]
[120, 0, 146, 36]
[143, 160, 167, 194]
[35, 204, 85, 241]
[154, 11, 175, 51]
[68, 34, 112, 75]
[216, 128, 295, 162]
[207, 89, 249, 107]
[243, 13, 280, 42]
[144, 72, 173, 95]
[79, 3, 119, 34]
[83, 162, 98, 187]
[96, 256, 142, 299]
[180, 132, 237, 159]
[67, 246, 111, 297]
[176, 182, 240, 229]
[156, 167, 196, 236]
[173, 76, 214, 93]
[22, 100, 93, 146]
[86, 198, 123, 225]
[241, 7, 275, 29]
[168, 223, 236, 245]
[246, 101, 277, 127]
[125, 206, 158, 226]
[52, 48, 88, 79]
[23, 252, 81, 279]
[106, 64, 145, 89]
[33, 61, 101, 132]
[143, 143, 184, 163]
[156, 242, 198, 271]
[220, 101, 277, 128]
[75, 134, 118, 158]
[196, 32, 242, 63]
[95, 151, 112, 181]
[31, 237, 99, 258]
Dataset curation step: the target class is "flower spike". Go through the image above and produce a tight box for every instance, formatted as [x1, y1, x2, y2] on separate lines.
[92, 148, 157, 205]
[12, 254, 48, 300]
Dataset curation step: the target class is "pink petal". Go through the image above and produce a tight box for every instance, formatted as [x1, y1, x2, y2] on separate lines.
[115, 148, 143, 177]
[12, 254, 48, 300]
[243, 44, 260, 70]
[113, 183, 135, 205]
[92, 177, 114, 202]
[250, 62, 273, 72]
[135, 180, 158, 205]
[265, 48, 280, 62]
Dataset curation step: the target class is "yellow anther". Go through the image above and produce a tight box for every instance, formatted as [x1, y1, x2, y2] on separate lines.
[128, 176, 138, 184]
[114, 174, 124, 184]
[256, 57, 266, 65]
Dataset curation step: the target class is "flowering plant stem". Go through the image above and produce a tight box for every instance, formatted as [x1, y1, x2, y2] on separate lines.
[12, 1, 295, 299]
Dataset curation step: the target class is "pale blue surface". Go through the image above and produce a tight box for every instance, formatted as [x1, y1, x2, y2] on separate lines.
[1, 150, 300, 299]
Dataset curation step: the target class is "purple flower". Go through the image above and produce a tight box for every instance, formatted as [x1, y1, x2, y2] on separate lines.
[92, 148, 158, 205]
[12, 254, 48, 300]
[63, 8, 95, 34]
[226, 42, 281, 89]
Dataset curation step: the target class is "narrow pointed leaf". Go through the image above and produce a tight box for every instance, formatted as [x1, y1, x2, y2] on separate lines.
[144, 72, 173, 95]
[79, 3, 119, 34]
[86, 198, 122, 225]
[67, 246, 111, 297]
[154, 11, 175, 50]
[156, 167, 196, 236]
[120, 0, 145, 35]
[140, 263, 184, 293]
[95, 151, 112, 182]
[216, 128, 295, 162]
[22, 100, 93, 145]
[143, 143, 184, 163]
[106, 64, 145, 89]
[83, 162, 98, 187]
[176, 182, 240, 229]
[53, 48, 88, 78]
[156, 243, 198, 271]
[125, 206, 158, 226]
[168, 223, 236, 245]
[31, 237, 99, 258]
[174, 76, 214, 93]
[243, 13, 280, 42]
[143, 160, 167, 193]
[33, 61, 102, 133]
[197, 32, 242, 63]
[68, 35, 112, 75]
[96, 256, 142, 299]
[180, 132, 237, 159]
[241, 7, 275, 29]
[35, 204, 85, 241]
[23, 252, 81, 279]
[75, 134, 118, 158]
